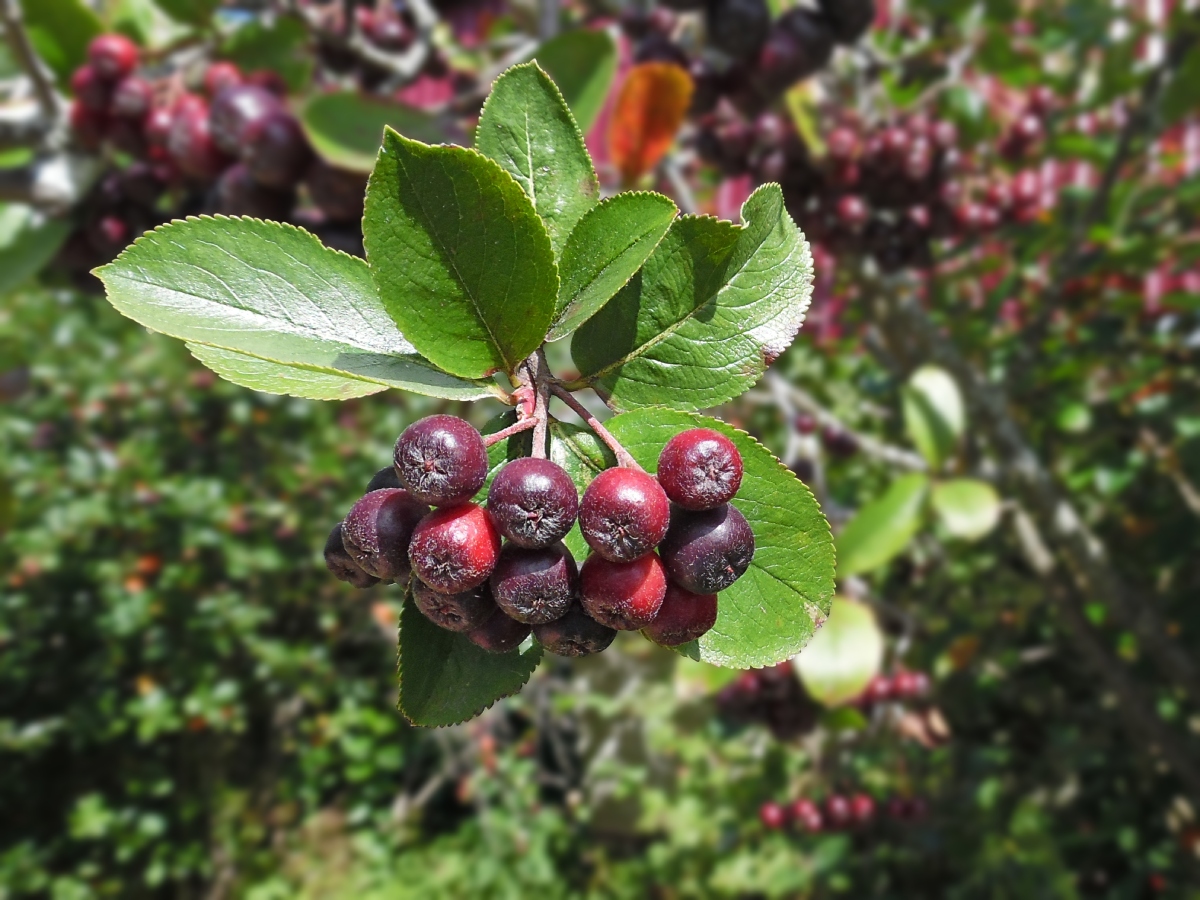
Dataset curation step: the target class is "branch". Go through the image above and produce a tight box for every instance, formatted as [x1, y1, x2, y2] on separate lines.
[526, 350, 551, 459]
[0, 98, 48, 151]
[483, 416, 537, 448]
[549, 384, 643, 471]
[0, 154, 99, 213]
[0, 0, 61, 127]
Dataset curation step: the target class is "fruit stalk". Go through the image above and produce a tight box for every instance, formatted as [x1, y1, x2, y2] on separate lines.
[549, 383, 643, 472]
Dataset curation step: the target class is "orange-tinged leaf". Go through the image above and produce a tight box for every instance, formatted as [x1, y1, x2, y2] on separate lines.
[608, 62, 693, 185]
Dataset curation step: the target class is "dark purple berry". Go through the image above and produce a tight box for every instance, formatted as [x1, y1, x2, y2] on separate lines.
[203, 61, 244, 97]
[88, 34, 139, 81]
[532, 602, 616, 657]
[366, 466, 402, 492]
[706, 0, 770, 61]
[305, 161, 368, 223]
[324, 523, 379, 588]
[168, 94, 231, 180]
[467, 609, 531, 654]
[815, 0, 875, 44]
[240, 111, 313, 190]
[656, 428, 743, 511]
[489, 542, 577, 625]
[487, 457, 578, 549]
[821, 426, 859, 459]
[579, 467, 671, 562]
[411, 576, 497, 632]
[394, 414, 489, 507]
[71, 65, 112, 112]
[111, 76, 153, 121]
[660, 504, 755, 594]
[641, 582, 718, 646]
[214, 164, 295, 219]
[209, 85, 282, 157]
[752, 9, 834, 98]
[408, 503, 501, 594]
[579, 552, 667, 631]
[341, 488, 429, 582]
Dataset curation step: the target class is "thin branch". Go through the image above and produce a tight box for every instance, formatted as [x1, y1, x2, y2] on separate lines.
[549, 384, 643, 471]
[483, 417, 537, 447]
[527, 351, 551, 460]
[0, 0, 61, 126]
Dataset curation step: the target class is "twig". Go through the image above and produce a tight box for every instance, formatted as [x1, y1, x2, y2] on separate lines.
[526, 350, 551, 459]
[483, 417, 537, 447]
[549, 384, 644, 471]
[0, 0, 61, 128]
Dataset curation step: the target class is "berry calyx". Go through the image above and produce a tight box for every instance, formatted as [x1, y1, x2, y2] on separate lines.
[341, 488, 429, 582]
[411, 577, 497, 632]
[487, 457, 579, 548]
[641, 582, 718, 646]
[88, 34, 139, 81]
[579, 552, 667, 631]
[656, 428, 744, 511]
[532, 602, 617, 657]
[489, 542, 578, 625]
[407, 502, 501, 594]
[579, 467, 671, 562]
[660, 504, 755, 594]
[324, 523, 378, 589]
[466, 609, 531, 654]
[759, 801, 788, 830]
[394, 414, 489, 507]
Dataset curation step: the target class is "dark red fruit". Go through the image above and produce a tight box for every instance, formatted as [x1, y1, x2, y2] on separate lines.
[367, 13, 414, 51]
[752, 9, 834, 98]
[71, 65, 112, 112]
[532, 602, 617, 657]
[862, 673, 893, 705]
[367, 466, 402, 492]
[641, 582, 717, 646]
[821, 426, 859, 458]
[87, 215, 129, 256]
[826, 126, 858, 161]
[69, 102, 108, 151]
[245, 70, 288, 97]
[394, 414, 489, 507]
[214, 164, 295, 220]
[487, 457, 579, 549]
[579, 552, 667, 631]
[467, 609, 531, 654]
[408, 502, 501, 594]
[656, 428, 743, 511]
[209, 85, 282, 157]
[305, 161, 368, 223]
[850, 793, 876, 825]
[579, 467, 671, 562]
[660, 504, 755, 594]
[88, 34, 139, 81]
[324, 523, 379, 589]
[891, 669, 930, 699]
[489, 542, 577, 625]
[824, 794, 852, 829]
[816, 0, 875, 45]
[203, 62, 244, 97]
[706, 0, 771, 61]
[836, 194, 869, 230]
[111, 76, 153, 121]
[143, 105, 174, 147]
[759, 801, 788, 830]
[790, 798, 823, 833]
[341, 488, 429, 582]
[241, 112, 313, 189]
[411, 577, 497, 632]
[167, 94, 230, 179]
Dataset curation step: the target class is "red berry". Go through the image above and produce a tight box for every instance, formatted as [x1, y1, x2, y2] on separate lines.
[466, 609, 531, 654]
[324, 523, 379, 589]
[143, 105, 174, 147]
[394, 415, 489, 507]
[203, 62, 244, 98]
[71, 65, 112, 112]
[88, 34, 139, 81]
[533, 602, 617, 657]
[641, 582, 717, 646]
[836, 194, 869, 230]
[69, 101, 108, 151]
[789, 798, 823, 833]
[209, 85, 282, 157]
[850, 793, 876, 825]
[487, 457, 579, 549]
[341, 488, 429, 582]
[245, 70, 288, 97]
[579, 552, 667, 631]
[305, 160, 368, 223]
[214, 163, 296, 220]
[891, 669, 930, 699]
[412, 577, 497, 632]
[111, 76, 153, 121]
[826, 126, 858, 161]
[240, 111, 313, 190]
[579, 467, 671, 563]
[656, 428, 744, 511]
[752, 8, 834, 97]
[87, 214, 129, 255]
[759, 801, 788, 830]
[489, 542, 578, 625]
[660, 504, 755, 594]
[167, 94, 231, 179]
[408, 503, 501, 594]
[823, 794, 852, 829]
[367, 13, 414, 51]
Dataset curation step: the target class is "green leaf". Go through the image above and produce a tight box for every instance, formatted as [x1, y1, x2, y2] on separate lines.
[475, 62, 599, 257]
[0, 204, 72, 296]
[547, 191, 677, 341]
[221, 17, 312, 92]
[300, 92, 448, 173]
[571, 184, 813, 411]
[363, 129, 558, 379]
[95, 216, 496, 401]
[109, 0, 193, 48]
[185, 344, 386, 401]
[1162, 45, 1200, 124]
[836, 474, 930, 577]
[606, 408, 835, 669]
[902, 365, 965, 469]
[526, 30, 618, 133]
[19, 0, 102, 85]
[398, 597, 543, 727]
[931, 478, 1002, 541]
[149, 0, 216, 27]
[792, 598, 884, 707]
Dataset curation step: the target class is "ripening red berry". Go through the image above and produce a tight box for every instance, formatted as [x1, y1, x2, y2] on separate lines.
[69, 101, 108, 151]
[408, 503, 501, 594]
[143, 105, 174, 148]
[394, 415, 489, 507]
[826, 126, 858, 162]
[71, 65, 112, 112]
[489, 542, 578, 625]
[366, 12, 415, 51]
[467, 608, 531, 654]
[823, 794, 852, 829]
[411, 577, 497, 632]
[759, 801, 788, 830]
[240, 111, 313, 190]
[579, 467, 671, 562]
[862, 673, 893, 705]
[850, 793, 876, 825]
[367, 466, 402, 492]
[656, 428, 744, 511]
[88, 34, 139, 81]
[167, 94, 231, 179]
[341, 488, 429, 582]
[660, 504, 755, 594]
[891, 669, 930, 699]
[245, 70, 288, 97]
[836, 195, 869, 230]
[579, 552, 667, 631]
[209, 85, 282, 157]
[641, 582, 717, 646]
[487, 457, 579, 549]
[532, 602, 617, 656]
[753, 8, 834, 97]
[790, 798, 823, 833]
[324, 523, 379, 589]
[203, 61, 244, 97]
[87, 214, 129, 255]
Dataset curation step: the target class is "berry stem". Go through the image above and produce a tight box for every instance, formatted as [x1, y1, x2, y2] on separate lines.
[549, 384, 644, 472]
[527, 350, 551, 460]
[483, 416, 538, 447]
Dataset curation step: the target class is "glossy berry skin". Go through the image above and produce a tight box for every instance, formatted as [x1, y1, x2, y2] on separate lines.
[214, 164, 295, 220]
[411, 577, 496, 633]
[209, 85, 281, 157]
[408, 502, 501, 594]
[366, 465, 402, 492]
[394, 415, 489, 507]
[241, 112, 313, 190]
[167, 95, 230, 180]
[532, 602, 617, 657]
[824, 795, 852, 829]
[753, 9, 834, 98]
[579, 467, 671, 562]
[305, 161, 368, 222]
[203, 62, 244, 97]
[891, 670, 930, 699]
[850, 793, 876, 826]
[759, 801, 788, 830]
[790, 798, 823, 833]
[111, 76, 153, 125]
[69, 102, 108, 150]
[579, 552, 667, 631]
[816, 0, 875, 45]
[706, 0, 771, 61]
[467, 609, 531, 654]
[489, 542, 577, 625]
[656, 428, 743, 511]
[143, 105, 174, 148]
[862, 674, 893, 705]
[487, 457, 578, 549]
[71, 65, 112, 112]
[88, 34, 139, 81]
[641, 582, 717, 646]
[660, 504, 755, 594]
[341, 488, 428, 582]
[325, 523, 379, 589]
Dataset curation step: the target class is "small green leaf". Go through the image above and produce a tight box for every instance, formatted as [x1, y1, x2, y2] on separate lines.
[902, 365, 965, 469]
[96, 216, 495, 401]
[19, 0, 102, 85]
[572, 184, 813, 411]
[606, 408, 835, 669]
[547, 191, 677, 341]
[931, 478, 1002, 541]
[300, 92, 447, 173]
[792, 598, 884, 707]
[364, 129, 558, 379]
[836, 474, 930, 577]
[221, 17, 312, 92]
[109, 0, 193, 48]
[476, 62, 599, 257]
[0, 204, 72, 296]
[185, 344, 386, 401]
[149, 0, 216, 26]
[526, 30, 618, 133]
[398, 598, 543, 727]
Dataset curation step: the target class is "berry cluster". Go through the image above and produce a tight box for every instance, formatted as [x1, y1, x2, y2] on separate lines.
[854, 669, 931, 709]
[714, 662, 821, 740]
[623, 0, 874, 116]
[759, 791, 928, 833]
[60, 34, 369, 280]
[324, 417, 756, 657]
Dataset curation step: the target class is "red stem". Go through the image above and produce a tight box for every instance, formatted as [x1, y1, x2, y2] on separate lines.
[549, 384, 643, 472]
